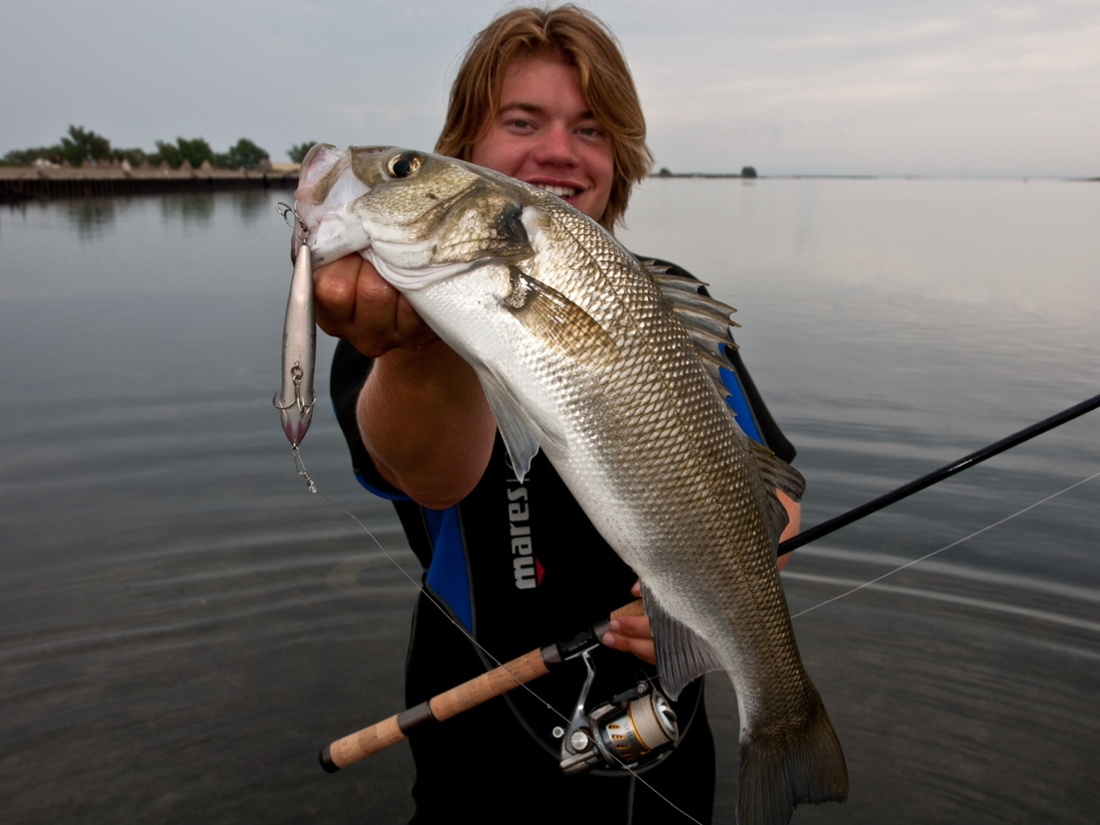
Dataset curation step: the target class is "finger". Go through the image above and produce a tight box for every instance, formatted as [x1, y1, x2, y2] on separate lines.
[392, 294, 439, 351]
[601, 616, 657, 665]
[314, 256, 434, 357]
[611, 614, 651, 638]
[314, 255, 369, 333]
[342, 260, 437, 354]
[601, 630, 657, 665]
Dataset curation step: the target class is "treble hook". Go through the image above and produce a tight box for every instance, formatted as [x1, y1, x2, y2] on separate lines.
[276, 201, 310, 244]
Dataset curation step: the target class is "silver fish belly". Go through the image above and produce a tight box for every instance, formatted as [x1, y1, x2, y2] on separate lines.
[293, 144, 847, 824]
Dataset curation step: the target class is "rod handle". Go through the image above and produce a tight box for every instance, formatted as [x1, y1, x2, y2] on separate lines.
[321, 714, 404, 772]
[320, 644, 555, 770]
[611, 598, 644, 620]
[319, 600, 643, 770]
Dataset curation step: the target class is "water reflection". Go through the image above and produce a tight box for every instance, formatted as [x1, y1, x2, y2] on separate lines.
[1, 186, 288, 240]
[159, 192, 217, 226]
[235, 188, 279, 224]
[62, 198, 122, 240]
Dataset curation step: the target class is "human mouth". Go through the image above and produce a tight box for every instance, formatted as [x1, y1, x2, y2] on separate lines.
[533, 183, 580, 199]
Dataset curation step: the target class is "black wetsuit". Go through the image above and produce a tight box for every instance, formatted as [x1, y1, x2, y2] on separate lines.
[329, 259, 794, 825]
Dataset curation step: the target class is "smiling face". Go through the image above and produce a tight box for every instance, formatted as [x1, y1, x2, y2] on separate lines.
[469, 55, 615, 225]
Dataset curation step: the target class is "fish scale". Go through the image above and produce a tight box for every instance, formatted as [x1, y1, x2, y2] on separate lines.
[295, 144, 847, 825]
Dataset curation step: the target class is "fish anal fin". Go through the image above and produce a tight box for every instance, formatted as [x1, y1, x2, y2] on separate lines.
[642, 585, 724, 700]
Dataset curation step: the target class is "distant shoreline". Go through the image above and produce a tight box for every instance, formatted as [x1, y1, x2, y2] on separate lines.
[0, 164, 297, 202]
[649, 172, 877, 180]
[3, 165, 1095, 203]
[648, 172, 1099, 182]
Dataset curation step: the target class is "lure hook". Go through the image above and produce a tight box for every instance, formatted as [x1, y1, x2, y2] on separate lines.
[276, 201, 310, 243]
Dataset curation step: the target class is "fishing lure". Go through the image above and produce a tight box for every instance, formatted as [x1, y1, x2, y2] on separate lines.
[275, 203, 317, 491]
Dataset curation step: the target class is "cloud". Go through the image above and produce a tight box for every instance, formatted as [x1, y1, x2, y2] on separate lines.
[2, 0, 1097, 175]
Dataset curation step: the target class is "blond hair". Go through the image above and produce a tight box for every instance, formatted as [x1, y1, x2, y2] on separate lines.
[435, 5, 652, 230]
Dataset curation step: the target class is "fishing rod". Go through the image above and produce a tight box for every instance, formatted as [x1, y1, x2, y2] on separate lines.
[778, 391, 1100, 556]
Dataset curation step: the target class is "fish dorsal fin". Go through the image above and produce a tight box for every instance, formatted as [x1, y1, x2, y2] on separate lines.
[645, 261, 806, 540]
[645, 262, 743, 399]
[642, 583, 725, 700]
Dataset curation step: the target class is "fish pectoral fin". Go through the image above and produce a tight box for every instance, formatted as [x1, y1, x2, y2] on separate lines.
[643, 586, 725, 700]
[476, 369, 558, 483]
[502, 268, 619, 361]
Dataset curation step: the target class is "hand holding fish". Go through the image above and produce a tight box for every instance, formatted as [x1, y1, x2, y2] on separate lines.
[313, 254, 439, 357]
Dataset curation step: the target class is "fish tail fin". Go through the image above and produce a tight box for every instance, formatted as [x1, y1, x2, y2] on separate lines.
[738, 699, 848, 825]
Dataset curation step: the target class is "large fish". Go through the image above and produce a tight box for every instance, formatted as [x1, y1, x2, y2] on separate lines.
[294, 144, 847, 824]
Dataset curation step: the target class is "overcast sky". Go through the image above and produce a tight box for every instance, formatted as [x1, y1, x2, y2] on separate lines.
[3, 0, 1097, 177]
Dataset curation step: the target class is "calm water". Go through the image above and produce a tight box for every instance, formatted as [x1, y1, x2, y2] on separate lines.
[1, 179, 1097, 824]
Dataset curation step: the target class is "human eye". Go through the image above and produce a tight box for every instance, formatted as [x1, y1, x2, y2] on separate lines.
[576, 121, 606, 141]
[500, 107, 539, 134]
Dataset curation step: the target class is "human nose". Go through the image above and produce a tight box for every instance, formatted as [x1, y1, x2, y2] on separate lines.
[532, 122, 579, 166]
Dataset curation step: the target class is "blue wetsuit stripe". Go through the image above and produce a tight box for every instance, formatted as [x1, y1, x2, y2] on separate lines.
[719, 348, 765, 445]
[353, 472, 409, 502]
[422, 508, 474, 633]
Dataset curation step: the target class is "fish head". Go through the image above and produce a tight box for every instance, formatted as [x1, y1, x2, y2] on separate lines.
[294, 145, 536, 289]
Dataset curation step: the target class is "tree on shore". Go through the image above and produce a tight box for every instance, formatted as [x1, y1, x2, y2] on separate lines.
[221, 138, 270, 170]
[152, 137, 215, 169]
[2, 144, 59, 166]
[59, 125, 112, 166]
[1, 127, 271, 169]
[112, 146, 149, 167]
[1, 125, 112, 166]
[288, 142, 317, 164]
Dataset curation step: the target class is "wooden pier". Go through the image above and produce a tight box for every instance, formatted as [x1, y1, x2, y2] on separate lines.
[0, 165, 297, 203]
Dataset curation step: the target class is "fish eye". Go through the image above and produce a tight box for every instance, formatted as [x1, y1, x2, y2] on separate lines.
[388, 152, 423, 179]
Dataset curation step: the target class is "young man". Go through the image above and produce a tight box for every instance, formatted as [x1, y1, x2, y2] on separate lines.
[314, 6, 797, 822]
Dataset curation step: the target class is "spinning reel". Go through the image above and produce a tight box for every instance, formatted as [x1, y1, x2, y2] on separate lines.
[555, 648, 679, 774]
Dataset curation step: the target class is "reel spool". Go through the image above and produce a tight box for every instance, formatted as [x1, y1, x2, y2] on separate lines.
[558, 678, 679, 774]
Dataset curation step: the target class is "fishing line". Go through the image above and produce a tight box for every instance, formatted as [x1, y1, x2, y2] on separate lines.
[791, 468, 1100, 620]
[290, 446, 317, 493]
[335, 500, 542, 683]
